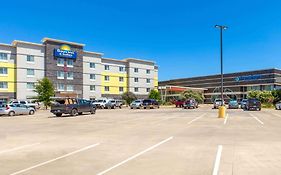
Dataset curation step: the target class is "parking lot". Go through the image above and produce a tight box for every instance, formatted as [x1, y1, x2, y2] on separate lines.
[1, 106, 281, 175]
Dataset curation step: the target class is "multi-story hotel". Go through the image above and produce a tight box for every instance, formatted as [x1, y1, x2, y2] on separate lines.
[0, 38, 158, 102]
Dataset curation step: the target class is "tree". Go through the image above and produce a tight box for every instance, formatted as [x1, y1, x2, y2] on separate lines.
[247, 90, 274, 103]
[181, 90, 204, 103]
[148, 89, 161, 101]
[34, 78, 55, 109]
[272, 89, 281, 104]
[122, 92, 137, 105]
[247, 90, 261, 99]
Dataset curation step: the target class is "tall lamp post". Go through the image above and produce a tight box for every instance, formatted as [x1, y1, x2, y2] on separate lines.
[215, 25, 228, 118]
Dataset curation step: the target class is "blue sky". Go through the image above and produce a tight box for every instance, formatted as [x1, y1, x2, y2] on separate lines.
[1, 0, 280, 81]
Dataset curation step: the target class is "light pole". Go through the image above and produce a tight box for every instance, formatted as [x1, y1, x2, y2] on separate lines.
[215, 25, 228, 106]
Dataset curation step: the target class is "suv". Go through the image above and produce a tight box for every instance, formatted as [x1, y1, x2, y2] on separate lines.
[104, 99, 117, 109]
[130, 100, 143, 109]
[175, 100, 185, 108]
[9, 100, 39, 110]
[92, 99, 108, 109]
[213, 99, 224, 109]
[142, 99, 159, 109]
[245, 98, 261, 111]
[51, 98, 96, 117]
[183, 99, 198, 109]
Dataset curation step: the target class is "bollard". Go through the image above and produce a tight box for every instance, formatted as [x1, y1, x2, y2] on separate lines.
[218, 106, 226, 118]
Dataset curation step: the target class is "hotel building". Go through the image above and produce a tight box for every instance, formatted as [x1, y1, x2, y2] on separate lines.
[0, 38, 158, 101]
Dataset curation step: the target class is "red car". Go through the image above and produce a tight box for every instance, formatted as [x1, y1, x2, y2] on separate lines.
[175, 100, 185, 108]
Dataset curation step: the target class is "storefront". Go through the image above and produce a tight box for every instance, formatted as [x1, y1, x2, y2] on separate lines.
[159, 68, 281, 103]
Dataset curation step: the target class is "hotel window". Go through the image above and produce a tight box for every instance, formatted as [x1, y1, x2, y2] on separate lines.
[0, 82, 8, 89]
[67, 59, 73, 67]
[146, 79, 151, 83]
[146, 88, 151, 93]
[67, 72, 73, 80]
[90, 74, 96, 80]
[0, 53, 8, 61]
[66, 85, 74, 91]
[105, 75, 110, 81]
[90, 85, 96, 91]
[119, 87, 124, 92]
[57, 84, 65, 91]
[57, 58, 64, 66]
[134, 87, 139, 92]
[26, 82, 35, 90]
[27, 55, 34, 62]
[134, 68, 139, 73]
[134, 78, 139, 82]
[119, 66, 125, 72]
[0, 67, 8, 75]
[27, 69, 35, 76]
[105, 86, 110, 92]
[90, 62, 95, 69]
[104, 65, 110, 70]
[119, 77, 124, 82]
[146, 69, 151, 74]
[57, 71, 64, 79]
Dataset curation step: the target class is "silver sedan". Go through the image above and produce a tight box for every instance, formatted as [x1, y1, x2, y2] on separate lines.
[0, 104, 35, 116]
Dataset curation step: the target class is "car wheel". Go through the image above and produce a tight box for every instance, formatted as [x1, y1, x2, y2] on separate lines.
[56, 113, 62, 117]
[8, 111, 15, 116]
[29, 110, 35, 115]
[70, 109, 78, 116]
[78, 112, 83, 115]
[130, 107, 133, 109]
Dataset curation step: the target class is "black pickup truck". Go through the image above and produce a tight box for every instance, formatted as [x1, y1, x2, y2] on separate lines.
[51, 98, 96, 117]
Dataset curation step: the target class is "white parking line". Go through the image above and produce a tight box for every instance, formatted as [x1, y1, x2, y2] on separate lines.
[9, 143, 100, 175]
[223, 114, 229, 125]
[272, 113, 281, 118]
[96, 136, 173, 175]
[249, 113, 264, 125]
[0, 143, 40, 155]
[212, 145, 223, 175]
[187, 113, 206, 125]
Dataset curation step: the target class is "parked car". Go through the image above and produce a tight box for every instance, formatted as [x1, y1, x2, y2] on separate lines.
[115, 99, 124, 109]
[142, 99, 159, 109]
[130, 100, 143, 109]
[175, 100, 185, 108]
[228, 100, 239, 109]
[92, 99, 108, 109]
[240, 99, 248, 109]
[275, 101, 281, 110]
[104, 99, 117, 109]
[51, 98, 96, 117]
[183, 99, 198, 109]
[0, 104, 35, 116]
[244, 98, 261, 111]
[213, 99, 224, 109]
[9, 100, 39, 110]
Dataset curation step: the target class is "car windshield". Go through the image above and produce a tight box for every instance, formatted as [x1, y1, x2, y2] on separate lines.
[143, 100, 151, 103]
[97, 100, 104, 102]
[134, 100, 141, 103]
[230, 101, 237, 104]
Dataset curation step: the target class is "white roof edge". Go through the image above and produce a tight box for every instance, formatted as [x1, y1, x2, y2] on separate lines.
[41, 37, 85, 47]
[12, 40, 44, 47]
[159, 85, 207, 91]
[123, 58, 155, 64]
[0, 43, 13, 47]
[84, 50, 104, 56]
[102, 57, 127, 63]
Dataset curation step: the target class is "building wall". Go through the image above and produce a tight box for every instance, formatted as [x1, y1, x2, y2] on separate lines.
[101, 59, 128, 96]
[0, 44, 16, 100]
[83, 52, 102, 99]
[127, 60, 155, 96]
[15, 43, 45, 99]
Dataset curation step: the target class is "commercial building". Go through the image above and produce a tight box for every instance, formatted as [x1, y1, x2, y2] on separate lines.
[159, 68, 281, 103]
[0, 38, 158, 102]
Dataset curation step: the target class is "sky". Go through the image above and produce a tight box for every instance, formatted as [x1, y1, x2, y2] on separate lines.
[1, 0, 281, 81]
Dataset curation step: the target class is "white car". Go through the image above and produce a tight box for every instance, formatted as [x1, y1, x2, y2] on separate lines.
[9, 100, 39, 110]
[275, 102, 281, 110]
[93, 99, 112, 109]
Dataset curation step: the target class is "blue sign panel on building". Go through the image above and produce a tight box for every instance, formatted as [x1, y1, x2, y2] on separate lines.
[235, 74, 262, 82]
[54, 44, 77, 59]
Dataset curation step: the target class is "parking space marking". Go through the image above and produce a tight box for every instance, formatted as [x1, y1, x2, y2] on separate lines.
[9, 143, 100, 175]
[0, 143, 40, 155]
[96, 136, 173, 175]
[249, 113, 264, 125]
[272, 113, 281, 118]
[212, 145, 223, 175]
[187, 113, 206, 125]
[223, 114, 229, 125]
